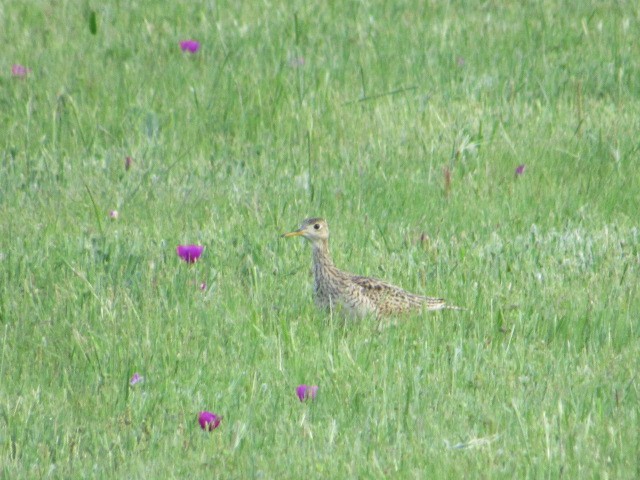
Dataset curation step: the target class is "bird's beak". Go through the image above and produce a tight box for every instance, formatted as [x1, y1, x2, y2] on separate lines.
[281, 229, 304, 238]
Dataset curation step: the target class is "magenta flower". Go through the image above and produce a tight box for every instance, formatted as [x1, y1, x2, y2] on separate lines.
[515, 164, 526, 176]
[12, 64, 30, 77]
[176, 245, 204, 263]
[198, 411, 221, 431]
[296, 384, 318, 402]
[109, 210, 119, 220]
[179, 40, 200, 53]
[125, 156, 133, 171]
[129, 373, 144, 386]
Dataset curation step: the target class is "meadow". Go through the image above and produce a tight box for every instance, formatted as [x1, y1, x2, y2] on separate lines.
[1, 0, 639, 477]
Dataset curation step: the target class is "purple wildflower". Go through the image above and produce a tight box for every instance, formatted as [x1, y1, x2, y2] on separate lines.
[176, 245, 204, 263]
[125, 156, 133, 171]
[129, 373, 144, 386]
[179, 40, 200, 53]
[515, 164, 526, 176]
[109, 210, 119, 220]
[296, 384, 318, 402]
[12, 64, 30, 77]
[198, 411, 221, 431]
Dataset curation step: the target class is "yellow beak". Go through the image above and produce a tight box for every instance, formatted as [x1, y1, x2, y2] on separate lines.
[281, 229, 304, 238]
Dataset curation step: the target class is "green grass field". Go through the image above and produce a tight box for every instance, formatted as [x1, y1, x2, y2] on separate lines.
[2, 0, 639, 477]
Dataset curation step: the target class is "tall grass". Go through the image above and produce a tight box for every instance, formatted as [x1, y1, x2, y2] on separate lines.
[1, 0, 639, 477]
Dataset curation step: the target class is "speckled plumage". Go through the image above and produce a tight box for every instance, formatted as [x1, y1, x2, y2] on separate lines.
[282, 218, 461, 317]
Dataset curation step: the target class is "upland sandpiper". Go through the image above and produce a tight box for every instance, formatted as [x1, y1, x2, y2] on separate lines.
[282, 217, 461, 317]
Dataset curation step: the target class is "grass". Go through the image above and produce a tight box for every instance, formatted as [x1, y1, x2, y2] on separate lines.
[1, 0, 639, 477]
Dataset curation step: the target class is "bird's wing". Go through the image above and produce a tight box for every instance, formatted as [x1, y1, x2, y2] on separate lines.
[350, 274, 447, 311]
[350, 274, 400, 293]
[349, 275, 421, 301]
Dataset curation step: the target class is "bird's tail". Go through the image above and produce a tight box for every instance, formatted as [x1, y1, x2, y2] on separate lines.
[444, 304, 465, 311]
[423, 297, 464, 311]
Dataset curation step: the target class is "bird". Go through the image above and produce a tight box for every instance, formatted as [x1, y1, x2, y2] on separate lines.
[281, 217, 461, 317]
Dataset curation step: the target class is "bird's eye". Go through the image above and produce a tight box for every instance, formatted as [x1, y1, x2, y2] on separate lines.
[314, 224, 321, 230]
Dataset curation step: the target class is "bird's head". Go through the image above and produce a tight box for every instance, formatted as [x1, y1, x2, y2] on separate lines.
[282, 217, 329, 243]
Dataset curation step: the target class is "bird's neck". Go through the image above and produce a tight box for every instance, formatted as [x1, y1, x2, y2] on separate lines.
[311, 239, 334, 270]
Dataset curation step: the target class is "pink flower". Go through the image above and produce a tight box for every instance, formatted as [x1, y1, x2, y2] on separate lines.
[109, 210, 119, 220]
[198, 411, 221, 431]
[289, 56, 305, 68]
[296, 384, 318, 402]
[515, 164, 526, 176]
[179, 40, 200, 53]
[200, 282, 207, 291]
[176, 245, 204, 263]
[11, 64, 30, 77]
[129, 373, 144, 386]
